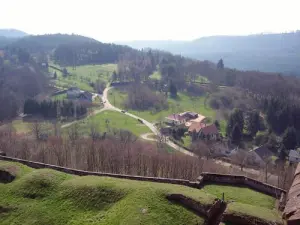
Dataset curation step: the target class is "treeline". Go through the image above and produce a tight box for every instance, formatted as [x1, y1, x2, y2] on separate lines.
[24, 99, 87, 119]
[0, 128, 295, 189]
[54, 42, 133, 66]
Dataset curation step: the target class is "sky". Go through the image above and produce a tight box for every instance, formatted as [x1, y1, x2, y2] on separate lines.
[1, 0, 299, 42]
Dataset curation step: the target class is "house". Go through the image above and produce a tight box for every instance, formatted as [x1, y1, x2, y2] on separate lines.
[250, 145, 273, 166]
[289, 150, 300, 163]
[78, 91, 93, 103]
[67, 87, 81, 99]
[165, 114, 186, 126]
[188, 122, 219, 140]
[67, 87, 93, 102]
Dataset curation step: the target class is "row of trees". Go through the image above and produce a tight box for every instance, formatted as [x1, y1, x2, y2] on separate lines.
[24, 99, 87, 119]
[0, 127, 295, 189]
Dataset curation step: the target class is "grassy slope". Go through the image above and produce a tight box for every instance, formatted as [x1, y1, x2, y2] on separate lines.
[64, 110, 151, 137]
[0, 161, 282, 225]
[50, 64, 117, 92]
[203, 184, 275, 209]
[108, 88, 215, 123]
[0, 161, 212, 225]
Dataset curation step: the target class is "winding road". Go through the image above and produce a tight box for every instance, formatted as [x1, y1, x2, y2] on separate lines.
[60, 86, 278, 180]
[102, 87, 195, 156]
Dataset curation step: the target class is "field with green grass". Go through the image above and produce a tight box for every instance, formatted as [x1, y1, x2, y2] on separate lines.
[0, 161, 283, 225]
[202, 184, 276, 209]
[50, 63, 117, 92]
[64, 110, 151, 137]
[108, 88, 215, 122]
[0, 161, 211, 225]
[51, 93, 67, 101]
[0, 120, 53, 134]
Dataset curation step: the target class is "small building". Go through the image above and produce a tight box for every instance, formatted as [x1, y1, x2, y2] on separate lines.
[188, 122, 219, 140]
[289, 150, 300, 163]
[78, 91, 93, 103]
[67, 87, 93, 102]
[250, 145, 273, 166]
[67, 87, 81, 99]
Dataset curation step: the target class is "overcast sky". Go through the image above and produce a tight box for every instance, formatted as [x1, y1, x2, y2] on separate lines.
[1, 0, 299, 42]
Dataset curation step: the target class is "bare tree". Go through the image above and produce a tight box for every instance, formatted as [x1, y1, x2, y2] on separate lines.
[29, 120, 44, 140]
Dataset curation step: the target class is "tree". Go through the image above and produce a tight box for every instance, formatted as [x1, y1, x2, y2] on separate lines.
[53, 71, 57, 79]
[62, 68, 68, 77]
[245, 110, 260, 137]
[111, 71, 117, 82]
[282, 127, 297, 150]
[231, 124, 242, 144]
[169, 82, 177, 98]
[226, 108, 244, 137]
[217, 59, 224, 69]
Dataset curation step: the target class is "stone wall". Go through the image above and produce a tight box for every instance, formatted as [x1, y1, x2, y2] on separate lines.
[0, 155, 286, 199]
[201, 172, 286, 198]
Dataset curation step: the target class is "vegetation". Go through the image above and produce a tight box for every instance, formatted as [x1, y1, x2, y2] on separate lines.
[108, 88, 216, 123]
[24, 99, 87, 119]
[50, 63, 116, 92]
[0, 160, 283, 225]
[65, 110, 151, 137]
[203, 184, 275, 209]
[0, 160, 213, 225]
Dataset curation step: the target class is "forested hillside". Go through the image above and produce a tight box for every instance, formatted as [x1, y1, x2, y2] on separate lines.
[120, 31, 300, 75]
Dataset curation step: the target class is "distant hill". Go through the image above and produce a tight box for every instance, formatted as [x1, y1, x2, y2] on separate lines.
[8, 33, 98, 52]
[119, 32, 300, 75]
[0, 29, 27, 38]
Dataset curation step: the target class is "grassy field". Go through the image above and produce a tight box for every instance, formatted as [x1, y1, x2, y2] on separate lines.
[64, 110, 151, 137]
[0, 161, 212, 225]
[108, 88, 216, 123]
[50, 64, 117, 92]
[0, 120, 53, 134]
[202, 184, 276, 209]
[149, 71, 161, 80]
[0, 161, 282, 225]
[226, 202, 282, 224]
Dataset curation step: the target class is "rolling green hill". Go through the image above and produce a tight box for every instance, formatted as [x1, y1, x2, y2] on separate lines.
[0, 160, 283, 225]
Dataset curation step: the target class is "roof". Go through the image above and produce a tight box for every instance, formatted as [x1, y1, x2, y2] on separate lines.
[80, 91, 93, 99]
[253, 146, 273, 160]
[201, 124, 219, 135]
[284, 163, 300, 223]
[190, 114, 206, 123]
[166, 114, 186, 122]
[188, 122, 206, 133]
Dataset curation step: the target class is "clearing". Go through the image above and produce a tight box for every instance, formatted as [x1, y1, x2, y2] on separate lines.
[108, 88, 215, 122]
[50, 63, 117, 92]
[63, 110, 151, 137]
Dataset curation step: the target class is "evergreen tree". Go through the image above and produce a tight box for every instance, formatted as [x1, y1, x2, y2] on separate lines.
[231, 124, 242, 144]
[226, 108, 244, 136]
[246, 110, 260, 137]
[282, 127, 297, 150]
[169, 82, 177, 98]
[217, 58, 224, 69]
[53, 71, 57, 79]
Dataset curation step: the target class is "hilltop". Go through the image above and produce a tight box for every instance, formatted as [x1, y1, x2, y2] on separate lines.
[0, 29, 27, 38]
[120, 31, 300, 74]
